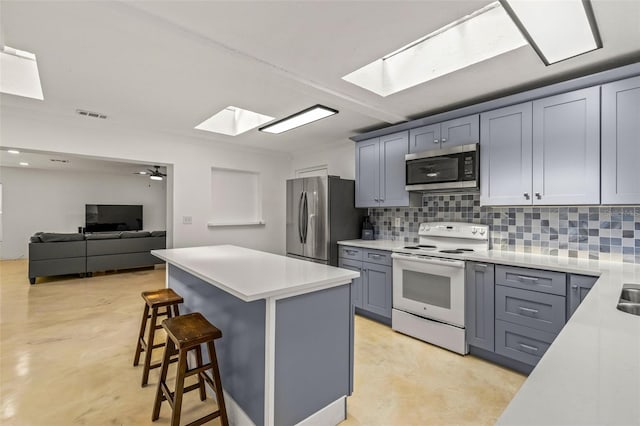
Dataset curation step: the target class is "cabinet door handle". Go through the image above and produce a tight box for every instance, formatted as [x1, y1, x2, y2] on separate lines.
[518, 306, 539, 315]
[517, 276, 539, 282]
[523, 192, 530, 200]
[475, 263, 487, 270]
[519, 343, 539, 352]
[374, 198, 379, 202]
[571, 284, 578, 290]
[433, 139, 440, 144]
[379, 198, 385, 202]
[535, 192, 542, 200]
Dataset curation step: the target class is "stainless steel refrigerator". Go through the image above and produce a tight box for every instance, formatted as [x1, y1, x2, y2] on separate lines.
[286, 176, 365, 266]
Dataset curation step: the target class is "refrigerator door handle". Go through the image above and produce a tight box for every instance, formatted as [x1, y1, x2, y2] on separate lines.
[298, 191, 305, 243]
[302, 191, 309, 243]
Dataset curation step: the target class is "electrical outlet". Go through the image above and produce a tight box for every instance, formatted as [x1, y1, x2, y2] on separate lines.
[182, 216, 192, 225]
[395, 217, 402, 227]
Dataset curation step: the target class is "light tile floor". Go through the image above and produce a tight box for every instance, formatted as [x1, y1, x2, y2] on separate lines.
[1, 259, 524, 425]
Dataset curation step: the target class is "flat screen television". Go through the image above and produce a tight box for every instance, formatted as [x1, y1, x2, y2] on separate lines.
[85, 204, 143, 233]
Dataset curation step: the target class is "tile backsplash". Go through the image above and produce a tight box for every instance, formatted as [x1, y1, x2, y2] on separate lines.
[369, 194, 640, 264]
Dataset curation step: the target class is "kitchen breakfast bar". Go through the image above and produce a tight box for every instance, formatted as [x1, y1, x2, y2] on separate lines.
[151, 245, 359, 426]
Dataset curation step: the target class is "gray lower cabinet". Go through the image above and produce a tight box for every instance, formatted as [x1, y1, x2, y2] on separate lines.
[355, 131, 409, 208]
[466, 262, 598, 370]
[362, 261, 392, 318]
[567, 274, 598, 320]
[601, 75, 640, 204]
[339, 258, 363, 309]
[409, 114, 479, 153]
[339, 247, 392, 322]
[495, 285, 566, 335]
[466, 262, 495, 352]
[495, 319, 556, 366]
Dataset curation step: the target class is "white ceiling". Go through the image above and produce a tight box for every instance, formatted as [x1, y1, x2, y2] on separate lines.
[0, 148, 166, 176]
[1, 1, 639, 153]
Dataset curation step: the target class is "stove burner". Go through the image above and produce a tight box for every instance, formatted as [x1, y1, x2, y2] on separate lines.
[439, 249, 464, 254]
[417, 245, 436, 249]
[403, 246, 421, 250]
[456, 248, 474, 252]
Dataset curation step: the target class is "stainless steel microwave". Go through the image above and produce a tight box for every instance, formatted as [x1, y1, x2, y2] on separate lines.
[405, 144, 479, 192]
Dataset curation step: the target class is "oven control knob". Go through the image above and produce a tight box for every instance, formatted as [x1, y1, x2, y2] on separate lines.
[479, 229, 486, 235]
[472, 228, 478, 234]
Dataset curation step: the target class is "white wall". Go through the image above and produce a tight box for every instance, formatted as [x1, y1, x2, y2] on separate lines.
[290, 139, 355, 180]
[0, 166, 166, 259]
[0, 107, 291, 257]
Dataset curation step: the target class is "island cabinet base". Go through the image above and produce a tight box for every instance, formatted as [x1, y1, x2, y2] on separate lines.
[167, 264, 354, 426]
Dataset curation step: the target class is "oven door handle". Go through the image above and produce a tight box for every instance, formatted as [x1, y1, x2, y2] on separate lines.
[391, 253, 465, 268]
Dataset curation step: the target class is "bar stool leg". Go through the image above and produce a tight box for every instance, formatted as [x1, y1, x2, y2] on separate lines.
[133, 304, 150, 366]
[171, 349, 189, 426]
[194, 345, 207, 401]
[152, 338, 175, 421]
[173, 304, 180, 317]
[207, 341, 229, 426]
[142, 307, 158, 386]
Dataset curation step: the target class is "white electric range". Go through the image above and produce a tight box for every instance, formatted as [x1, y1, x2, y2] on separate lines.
[391, 222, 489, 354]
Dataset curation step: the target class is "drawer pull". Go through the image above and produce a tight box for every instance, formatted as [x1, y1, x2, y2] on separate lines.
[519, 343, 539, 352]
[518, 306, 539, 315]
[345, 250, 358, 255]
[517, 276, 539, 282]
[369, 254, 382, 259]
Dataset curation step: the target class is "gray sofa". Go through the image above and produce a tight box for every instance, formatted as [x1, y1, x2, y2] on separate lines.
[28, 231, 166, 284]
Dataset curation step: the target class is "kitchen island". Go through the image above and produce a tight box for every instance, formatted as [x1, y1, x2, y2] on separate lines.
[151, 245, 359, 426]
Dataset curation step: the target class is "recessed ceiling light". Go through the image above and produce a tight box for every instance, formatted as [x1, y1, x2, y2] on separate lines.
[0, 46, 44, 100]
[195, 106, 274, 136]
[500, 0, 601, 65]
[342, 2, 527, 97]
[7, 150, 20, 155]
[259, 105, 338, 134]
[138, 171, 147, 175]
[19, 162, 29, 166]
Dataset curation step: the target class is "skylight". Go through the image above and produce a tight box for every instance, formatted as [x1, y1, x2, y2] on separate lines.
[500, 0, 601, 65]
[342, 2, 527, 97]
[195, 106, 274, 136]
[0, 46, 44, 100]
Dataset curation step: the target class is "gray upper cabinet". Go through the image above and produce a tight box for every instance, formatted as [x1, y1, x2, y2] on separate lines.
[408, 114, 478, 153]
[532, 87, 601, 205]
[481, 87, 600, 206]
[440, 114, 480, 148]
[379, 132, 409, 207]
[355, 131, 408, 208]
[409, 123, 440, 153]
[480, 102, 533, 206]
[601, 75, 640, 204]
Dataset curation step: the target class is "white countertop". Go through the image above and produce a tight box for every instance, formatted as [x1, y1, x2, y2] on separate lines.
[338, 239, 405, 251]
[339, 239, 640, 424]
[152, 245, 359, 302]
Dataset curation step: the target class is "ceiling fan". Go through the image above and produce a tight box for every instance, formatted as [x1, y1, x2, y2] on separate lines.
[134, 165, 167, 181]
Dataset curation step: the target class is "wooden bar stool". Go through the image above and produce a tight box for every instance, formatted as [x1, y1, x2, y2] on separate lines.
[152, 312, 228, 426]
[133, 288, 184, 387]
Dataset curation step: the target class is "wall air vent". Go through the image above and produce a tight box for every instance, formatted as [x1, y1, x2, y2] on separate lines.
[76, 109, 107, 119]
[49, 159, 69, 163]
